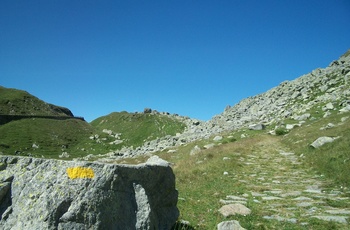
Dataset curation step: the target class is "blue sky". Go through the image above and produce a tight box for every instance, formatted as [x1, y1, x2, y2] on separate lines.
[1, 1, 349, 122]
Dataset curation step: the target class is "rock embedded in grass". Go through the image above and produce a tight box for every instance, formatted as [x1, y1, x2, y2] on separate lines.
[218, 203, 251, 217]
[310, 136, 337, 148]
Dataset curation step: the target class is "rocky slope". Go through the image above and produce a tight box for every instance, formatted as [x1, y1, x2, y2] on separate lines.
[97, 49, 350, 161]
[209, 49, 350, 132]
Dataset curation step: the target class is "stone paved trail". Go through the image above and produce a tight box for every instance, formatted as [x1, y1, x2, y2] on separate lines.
[220, 143, 350, 227]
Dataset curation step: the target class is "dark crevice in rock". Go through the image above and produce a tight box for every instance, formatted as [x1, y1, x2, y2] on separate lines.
[0, 182, 12, 221]
[53, 199, 73, 228]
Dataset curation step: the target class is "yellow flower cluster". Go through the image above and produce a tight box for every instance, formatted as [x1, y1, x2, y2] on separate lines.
[66, 166, 94, 179]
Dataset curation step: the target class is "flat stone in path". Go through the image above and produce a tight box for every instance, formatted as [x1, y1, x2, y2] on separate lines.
[325, 209, 350, 215]
[312, 215, 349, 224]
[218, 203, 251, 217]
[261, 196, 282, 201]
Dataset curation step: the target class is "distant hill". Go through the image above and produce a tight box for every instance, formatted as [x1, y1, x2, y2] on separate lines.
[0, 87, 187, 159]
[90, 111, 186, 150]
[0, 86, 73, 116]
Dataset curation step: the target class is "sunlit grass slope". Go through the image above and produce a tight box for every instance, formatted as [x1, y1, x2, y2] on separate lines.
[122, 110, 350, 229]
[0, 118, 93, 158]
[90, 111, 186, 148]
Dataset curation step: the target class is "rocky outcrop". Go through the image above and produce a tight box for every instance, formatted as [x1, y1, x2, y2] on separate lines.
[209, 49, 350, 132]
[0, 156, 178, 230]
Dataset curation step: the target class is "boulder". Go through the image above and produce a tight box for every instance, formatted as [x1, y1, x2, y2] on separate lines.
[218, 203, 251, 217]
[0, 156, 178, 230]
[248, 123, 265, 130]
[339, 105, 350, 113]
[203, 143, 215, 149]
[294, 113, 311, 121]
[213, 136, 223, 141]
[217, 220, 246, 230]
[310, 137, 336, 148]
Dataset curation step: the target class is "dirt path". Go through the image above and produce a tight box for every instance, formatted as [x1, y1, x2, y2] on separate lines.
[221, 142, 350, 227]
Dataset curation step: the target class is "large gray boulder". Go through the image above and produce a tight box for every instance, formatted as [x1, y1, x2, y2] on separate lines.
[0, 156, 178, 230]
[310, 136, 336, 148]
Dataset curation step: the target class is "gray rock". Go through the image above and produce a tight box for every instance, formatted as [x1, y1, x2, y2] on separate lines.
[213, 136, 223, 141]
[339, 105, 350, 113]
[294, 113, 311, 121]
[248, 123, 265, 130]
[323, 102, 334, 110]
[190, 145, 201, 156]
[204, 143, 215, 149]
[217, 220, 246, 230]
[143, 108, 152, 113]
[0, 156, 178, 230]
[310, 136, 336, 148]
[218, 203, 251, 217]
[312, 215, 348, 224]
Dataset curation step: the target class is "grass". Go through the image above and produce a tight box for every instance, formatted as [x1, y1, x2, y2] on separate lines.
[0, 86, 72, 116]
[127, 110, 350, 229]
[281, 111, 350, 188]
[0, 111, 187, 159]
[90, 111, 186, 148]
[0, 118, 94, 158]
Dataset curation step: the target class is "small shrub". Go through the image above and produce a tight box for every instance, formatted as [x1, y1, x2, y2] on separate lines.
[275, 127, 288, 136]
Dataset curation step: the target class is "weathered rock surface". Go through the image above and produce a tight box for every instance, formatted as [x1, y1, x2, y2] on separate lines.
[310, 136, 337, 148]
[0, 156, 178, 230]
[218, 203, 251, 217]
[217, 220, 246, 230]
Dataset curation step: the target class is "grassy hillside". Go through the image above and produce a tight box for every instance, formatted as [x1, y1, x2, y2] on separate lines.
[0, 111, 187, 159]
[0, 86, 73, 116]
[0, 86, 187, 158]
[90, 111, 186, 149]
[0, 118, 94, 158]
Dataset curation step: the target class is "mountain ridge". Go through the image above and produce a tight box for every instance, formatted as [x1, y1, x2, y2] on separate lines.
[0, 49, 349, 159]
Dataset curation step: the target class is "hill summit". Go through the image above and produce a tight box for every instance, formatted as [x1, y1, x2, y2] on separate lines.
[0, 86, 74, 117]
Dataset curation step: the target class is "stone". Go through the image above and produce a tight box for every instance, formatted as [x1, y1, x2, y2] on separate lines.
[190, 145, 201, 155]
[213, 136, 223, 141]
[339, 105, 350, 113]
[204, 143, 215, 149]
[325, 209, 350, 215]
[218, 203, 251, 217]
[324, 102, 334, 110]
[294, 113, 311, 121]
[261, 196, 282, 201]
[320, 123, 335, 130]
[310, 136, 336, 148]
[167, 149, 177, 153]
[59, 152, 70, 158]
[0, 156, 178, 229]
[285, 124, 296, 130]
[248, 123, 265, 130]
[217, 220, 246, 230]
[143, 108, 152, 113]
[263, 215, 297, 224]
[312, 215, 348, 224]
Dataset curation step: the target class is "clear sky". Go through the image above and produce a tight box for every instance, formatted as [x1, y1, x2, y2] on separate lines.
[1, 1, 349, 122]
